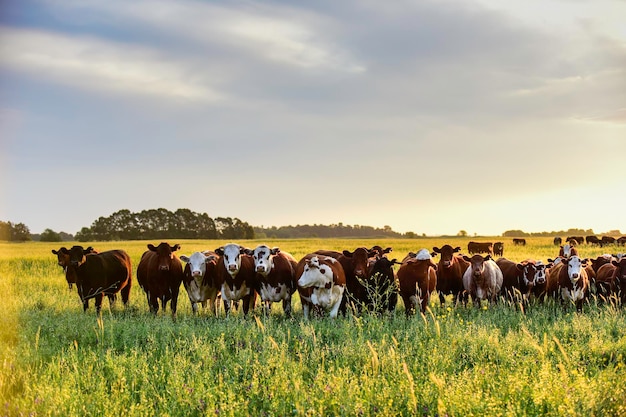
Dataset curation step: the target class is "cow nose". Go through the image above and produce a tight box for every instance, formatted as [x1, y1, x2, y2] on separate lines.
[537, 277, 545, 284]
[257, 266, 265, 273]
[192, 270, 202, 277]
[572, 273, 578, 279]
[443, 261, 451, 267]
[159, 265, 169, 271]
[355, 269, 364, 277]
[228, 264, 238, 271]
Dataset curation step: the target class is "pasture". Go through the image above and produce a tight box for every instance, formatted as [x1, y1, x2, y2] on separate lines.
[1, 238, 626, 416]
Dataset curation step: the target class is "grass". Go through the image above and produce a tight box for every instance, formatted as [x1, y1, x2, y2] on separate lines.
[1, 238, 626, 416]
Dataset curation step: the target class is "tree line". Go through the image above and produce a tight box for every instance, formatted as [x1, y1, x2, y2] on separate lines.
[502, 228, 622, 237]
[254, 223, 408, 239]
[0, 221, 32, 242]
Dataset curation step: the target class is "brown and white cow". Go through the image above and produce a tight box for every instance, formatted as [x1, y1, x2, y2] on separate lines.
[557, 255, 589, 311]
[497, 258, 548, 305]
[179, 251, 221, 315]
[397, 249, 437, 315]
[558, 244, 579, 258]
[462, 254, 503, 307]
[137, 242, 184, 318]
[245, 245, 298, 317]
[61, 245, 132, 314]
[432, 245, 468, 305]
[215, 243, 259, 316]
[296, 254, 346, 319]
[468, 241, 493, 255]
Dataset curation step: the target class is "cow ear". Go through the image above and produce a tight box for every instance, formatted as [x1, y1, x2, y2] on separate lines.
[214, 247, 224, 256]
[52, 249, 58, 254]
[462, 255, 471, 262]
[432, 247, 441, 253]
[86, 246, 95, 253]
[612, 260, 619, 266]
[205, 255, 217, 264]
[383, 247, 392, 254]
[430, 252, 437, 257]
[485, 255, 492, 261]
[148, 244, 157, 251]
[516, 263, 525, 271]
[270, 247, 280, 255]
[342, 250, 353, 258]
[172, 244, 181, 252]
[454, 247, 461, 252]
[239, 246, 248, 255]
[242, 248, 254, 256]
[180, 255, 190, 263]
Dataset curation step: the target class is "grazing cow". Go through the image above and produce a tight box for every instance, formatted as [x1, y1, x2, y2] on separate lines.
[296, 254, 346, 319]
[566, 236, 584, 245]
[215, 243, 259, 316]
[512, 238, 526, 246]
[432, 245, 468, 305]
[557, 255, 589, 312]
[52, 246, 97, 290]
[616, 237, 626, 246]
[586, 235, 601, 246]
[593, 262, 618, 300]
[468, 241, 493, 255]
[60, 246, 132, 313]
[493, 242, 504, 257]
[137, 243, 184, 318]
[553, 237, 562, 246]
[397, 249, 437, 315]
[245, 245, 298, 316]
[367, 255, 399, 314]
[179, 251, 221, 315]
[314, 247, 377, 313]
[601, 236, 616, 247]
[462, 254, 503, 307]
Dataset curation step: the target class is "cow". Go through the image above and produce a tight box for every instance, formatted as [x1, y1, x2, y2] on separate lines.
[179, 251, 221, 315]
[432, 245, 468, 306]
[593, 262, 618, 301]
[137, 242, 184, 318]
[245, 245, 298, 317]
[52, 246, 96, 290]
[467, 241, 493, 255]
[617, 237, 626, 246]
[296, 254, 346, 319]
[512, 238, 526, 246]
[366, 255, 399, 314]
[493, 242, 504, 257]
[215, 243, 259, 316]
[496, 258, 548, 306]
[566, 236, 584, 245]
[586, 235, 601, 246]
[397, 249, 437, 315]
[553, 237, 562, 246]
[60, 245, 132, 314]
[559, 244, 579, 258]
[612, 258, 626, 304]
[601, 236, 616, 247]
[462, 254, 503, 307]
[557, 255, 589, 312]
[314, 247, 377, 314]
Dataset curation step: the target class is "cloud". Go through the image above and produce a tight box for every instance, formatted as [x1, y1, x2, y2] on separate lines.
[0, 27, 223, 102]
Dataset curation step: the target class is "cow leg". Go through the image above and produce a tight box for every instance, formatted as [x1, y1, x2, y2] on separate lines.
[283, 296, 292, 317]
[242, 295, 251, 316]
[264, 300, 272, 317]
[94, 293, 104, 315]
[171, 288, 179, 319]
[107, 294, 117, 309]
[120, 281, 131, 308]
[439, 292, 446, 306]
[223, 299, 231, 316]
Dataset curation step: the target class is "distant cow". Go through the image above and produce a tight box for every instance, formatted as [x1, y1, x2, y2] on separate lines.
[432, 245, 468, 305]
[462, 254, 503, 307]
[512, 238, 526, 246]
[52, 246, 97, 290]
[553, 237, 562, 246]
[397, 249, 437, 315]
[493, 242, 504, 257]
[586, 236, 601, 246]
[601, 236, 616, 247]
[215, 243, 259, 316]
[557, 255, 589, 312]
[566, 236, 584, 245]
[179, 251, 221, 315]
[468, 241, 493, 255]
[60, 246, 132, 313]
[617, 237, 626, 246]
[137, 242, 184, 318]
[246, 245, 298, 316]
[296, 254, 346, 319]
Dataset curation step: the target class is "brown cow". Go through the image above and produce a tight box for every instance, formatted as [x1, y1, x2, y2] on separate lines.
[432, 245, 468, 305]
[367, 255, 399, 314]
[601, 236, 616, 247]
[557, 255, 589, 312]
[61, 246, 132, 313]
[462, 254, 503, 307]
[397, 249, 437, 315]
[512, 238, 527, 246]
[137, 242, 184, 318]
[179, 251, 221, 315]
[296, 253, 346, 319]
[215, 243, 259, 316]
[246, 245, 298, 317]
[611, 258, 626, 304]
[593, 262, 618, 301]
[52, 246, 97, 290]
[468, 241, 493, 255]
[493, 242, 504, 257]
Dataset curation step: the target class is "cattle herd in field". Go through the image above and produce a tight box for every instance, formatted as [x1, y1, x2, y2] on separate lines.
[51, 235, 626, 318]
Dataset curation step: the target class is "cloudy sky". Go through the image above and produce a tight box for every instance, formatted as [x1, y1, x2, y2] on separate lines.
[1, 0, 624, 237]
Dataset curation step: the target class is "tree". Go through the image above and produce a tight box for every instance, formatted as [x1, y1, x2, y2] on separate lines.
[457, 230, 468, 237]
[40, 228, 62, 242]
[10, 222, 31, 242]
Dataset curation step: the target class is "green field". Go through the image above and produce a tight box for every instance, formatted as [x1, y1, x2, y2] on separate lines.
[2, 238, 626, 416]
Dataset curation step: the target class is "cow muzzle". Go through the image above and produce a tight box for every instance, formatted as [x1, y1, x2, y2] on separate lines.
[159, 265, 170, 271]
[228, 264, 238, 272]
[191, 270, 202, 277]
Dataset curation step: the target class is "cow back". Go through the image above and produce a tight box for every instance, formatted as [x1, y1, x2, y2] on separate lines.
[77, 250, 132, 298]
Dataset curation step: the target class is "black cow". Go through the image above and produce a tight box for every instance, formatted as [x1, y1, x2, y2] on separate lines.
[137, 242, 184, 318]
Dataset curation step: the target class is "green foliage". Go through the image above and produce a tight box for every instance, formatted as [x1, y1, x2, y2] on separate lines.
[39, 228, 63, 242]
[0, 221, 31, 242]
[2, 238, 626, 416]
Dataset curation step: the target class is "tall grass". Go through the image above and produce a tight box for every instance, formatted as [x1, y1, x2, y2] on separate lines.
[1, 238, 626, 416]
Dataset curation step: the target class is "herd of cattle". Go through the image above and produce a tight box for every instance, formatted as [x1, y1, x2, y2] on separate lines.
[50, 238, 626, 318]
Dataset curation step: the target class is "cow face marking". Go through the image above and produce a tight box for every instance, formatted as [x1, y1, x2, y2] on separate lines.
[298, 256, 334, 289]
[463, 254, 488, 283]
[181, 252, 212, 279]
[252, 245, 274, 276]
[221, 243, 243, 276]
[565, 256, 585, 282]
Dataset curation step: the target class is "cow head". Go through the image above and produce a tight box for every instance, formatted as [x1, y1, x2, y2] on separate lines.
[60, 245, 96, 268]
[463, 254, 492, 283]
[52, 247, 70, 268]
[180, 251, 216, 279]
[215, 243, 246, 277]
[247, 245, 280, 276]
[433, 245, 461, 268]
[343, 247, 375, 279]
[562, 255, 587, 283]
[148, 242, 181, 271]
[298, 256, 336, 289]
[369, 246, 392, 258]
[611, 258, 626, 283]
[518, 261, 547, 287]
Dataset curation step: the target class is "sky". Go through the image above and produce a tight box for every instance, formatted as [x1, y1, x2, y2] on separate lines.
[1, 0, 625, 237]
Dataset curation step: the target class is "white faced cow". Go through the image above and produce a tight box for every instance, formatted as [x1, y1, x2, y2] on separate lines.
[462, 254, 503, 307]
[214, 243, 259, 316]
[245, 245, 298, 317]
[296, 254, 346, 319]
[179, 251, 220, 315]
[558, 255, 589, 312]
